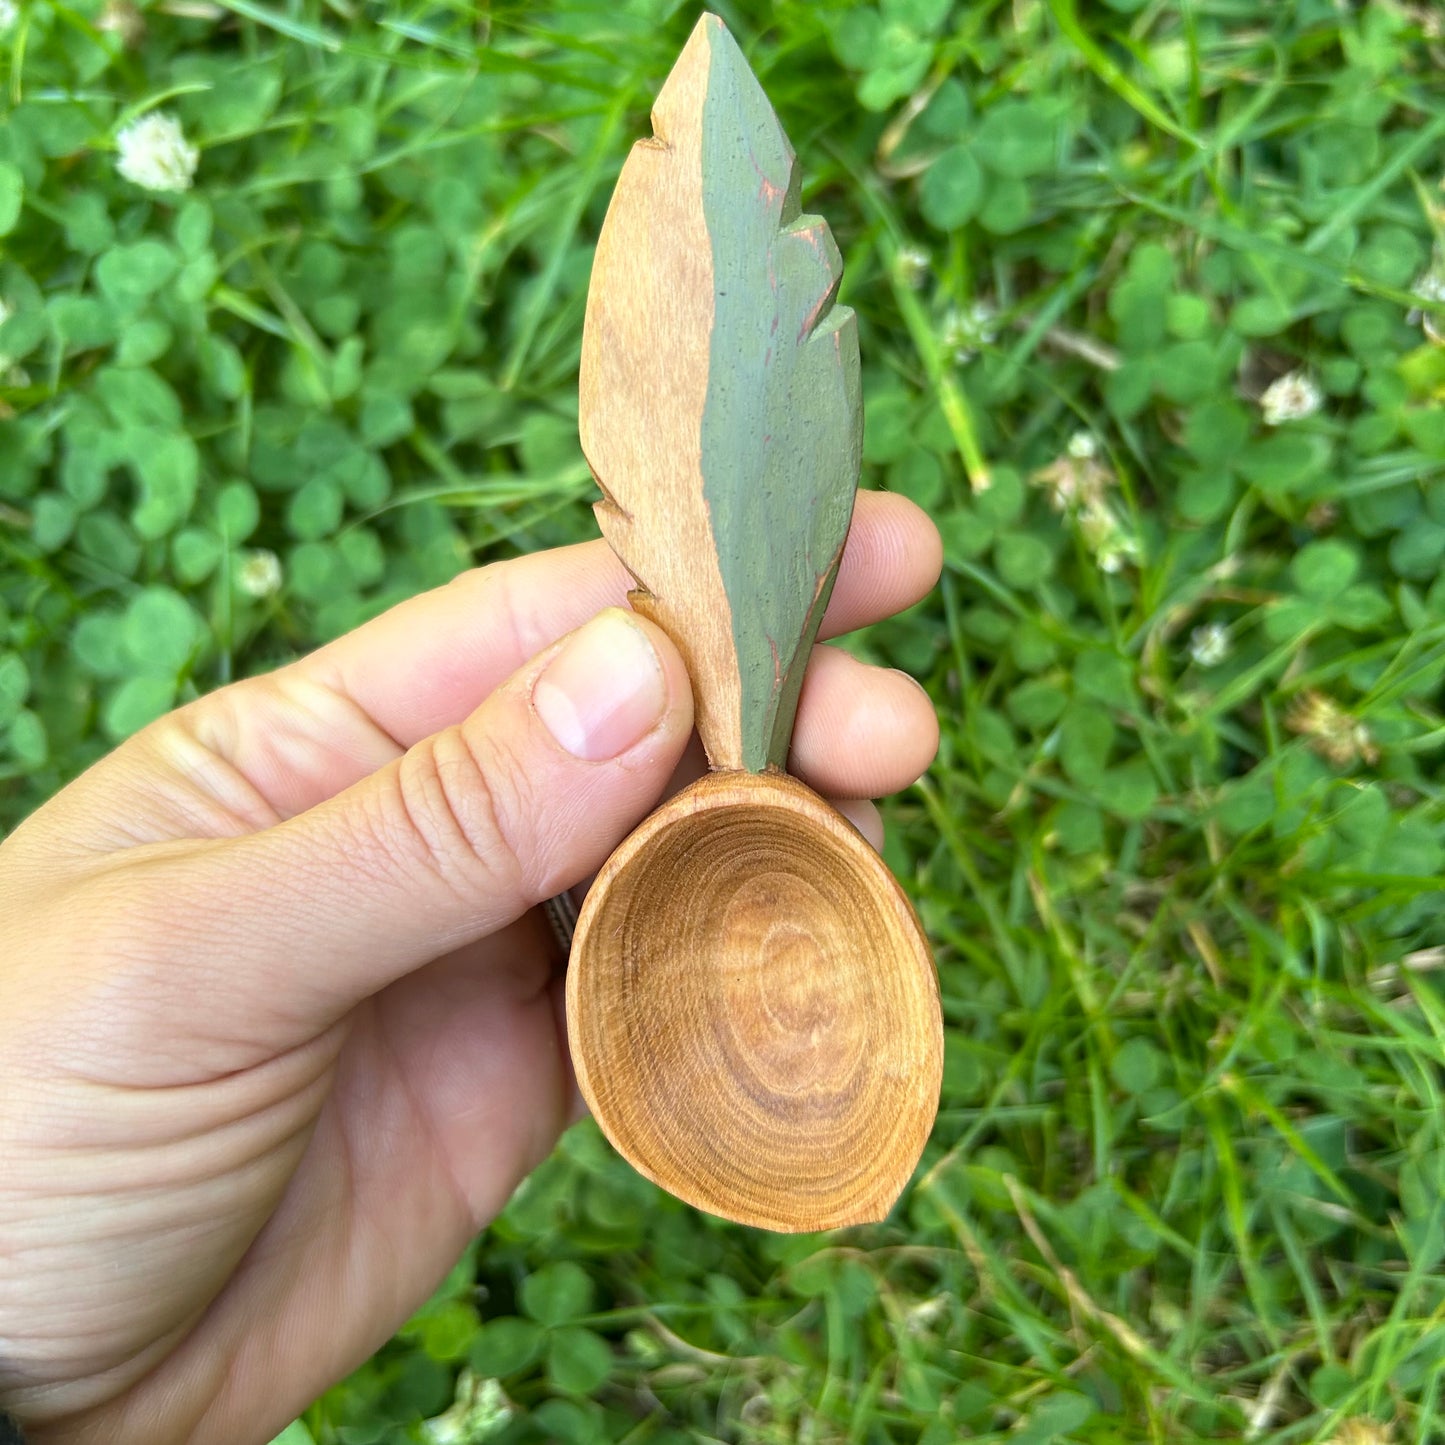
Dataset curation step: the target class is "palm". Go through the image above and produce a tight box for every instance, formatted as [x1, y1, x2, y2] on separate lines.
[5, 923, 566, 1442]
[196, 925, 573, 1425]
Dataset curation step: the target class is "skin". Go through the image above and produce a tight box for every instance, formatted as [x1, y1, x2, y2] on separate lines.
[0, 492, 942, 1445]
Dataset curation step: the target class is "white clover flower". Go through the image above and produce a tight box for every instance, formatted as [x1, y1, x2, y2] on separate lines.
[1408, 265, 1445, 344]
[903, 1293, 951, 1335]
[1414, 270, 1445, 304]
[1078, 496, 1140, 573]
[1097, 535, 1141, 574]
[1188, 622, 1230, 668]
[1032, 445, 1111, 513]
[1287, 690, 1379, 767]
[96, 0, 144, 45]
[894, 245, 931, 290]
[424, 1373, 513, 1444]
[0, 0, 18, 31]
[1034, 457, 1085, 511]
[941, 299, 998, 364]
[238, 549, 283, 599]
[1259, 369, 1323, 426]
[115, 112, 199, 194]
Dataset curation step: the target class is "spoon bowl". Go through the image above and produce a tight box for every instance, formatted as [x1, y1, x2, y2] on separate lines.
[567, 771, 943, 1232]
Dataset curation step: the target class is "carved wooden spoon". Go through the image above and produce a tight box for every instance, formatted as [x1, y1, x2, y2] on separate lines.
[566, 12, 943, 1233]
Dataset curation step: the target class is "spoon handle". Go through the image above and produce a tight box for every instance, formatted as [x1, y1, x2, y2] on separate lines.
[579, 12, 862, 775]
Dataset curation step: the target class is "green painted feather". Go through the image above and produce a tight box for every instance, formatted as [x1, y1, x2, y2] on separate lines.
[579, 13, 862, 773]
[696, 18, 862, 770]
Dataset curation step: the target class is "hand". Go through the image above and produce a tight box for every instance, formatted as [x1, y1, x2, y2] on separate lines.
[0, 493, 941, 1445]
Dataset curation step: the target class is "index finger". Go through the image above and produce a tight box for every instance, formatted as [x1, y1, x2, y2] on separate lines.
[307, 489, 941, 750]
[14, 491, 939, 862]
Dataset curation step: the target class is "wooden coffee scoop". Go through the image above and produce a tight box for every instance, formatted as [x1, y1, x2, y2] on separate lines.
[565, 12, 943, 1232]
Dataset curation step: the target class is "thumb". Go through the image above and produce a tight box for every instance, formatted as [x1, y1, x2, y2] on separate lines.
[155, 607, 694, 1031]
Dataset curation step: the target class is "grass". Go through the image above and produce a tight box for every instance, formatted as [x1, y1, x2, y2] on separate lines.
[4, 0, 1445, 1440]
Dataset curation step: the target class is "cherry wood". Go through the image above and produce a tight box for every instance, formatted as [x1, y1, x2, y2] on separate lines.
[567, 772, 943, 1232]
[579, 11, 860, 773]
[567, 12, 943, 1232]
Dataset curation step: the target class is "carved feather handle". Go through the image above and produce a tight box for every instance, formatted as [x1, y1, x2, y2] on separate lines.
[579, 12, 862, 773]
[568, 13, 942, 1232]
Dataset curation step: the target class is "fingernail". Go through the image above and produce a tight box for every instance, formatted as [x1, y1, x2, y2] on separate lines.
[534, 609, 667, 761]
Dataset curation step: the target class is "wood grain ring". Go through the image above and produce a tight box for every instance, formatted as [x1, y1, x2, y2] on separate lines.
[566, 770, 943, 1232]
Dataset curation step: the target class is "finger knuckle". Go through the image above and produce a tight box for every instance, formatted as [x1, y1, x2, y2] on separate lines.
[381, 726, 536, 903]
